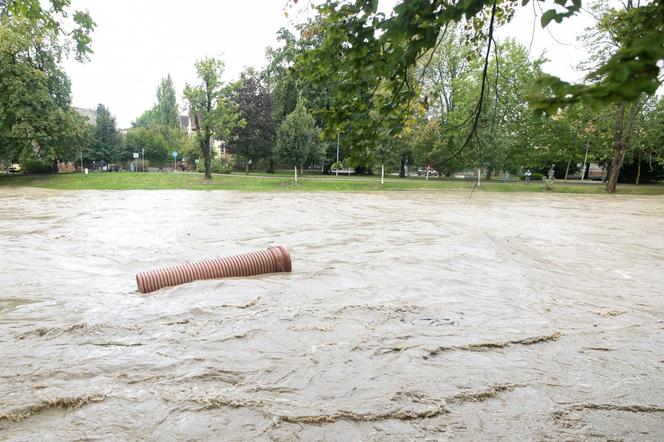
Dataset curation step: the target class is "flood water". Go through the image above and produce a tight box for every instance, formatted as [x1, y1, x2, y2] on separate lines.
[1, 188, 663, 440]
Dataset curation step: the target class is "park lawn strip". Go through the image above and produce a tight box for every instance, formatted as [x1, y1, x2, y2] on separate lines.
[0, 172, 663, 195]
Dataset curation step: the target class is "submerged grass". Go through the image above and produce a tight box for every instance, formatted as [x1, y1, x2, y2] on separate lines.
[1, 172, 663, 195]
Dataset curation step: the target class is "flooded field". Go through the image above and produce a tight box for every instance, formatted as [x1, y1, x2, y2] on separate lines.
[1, 188, 663, 440]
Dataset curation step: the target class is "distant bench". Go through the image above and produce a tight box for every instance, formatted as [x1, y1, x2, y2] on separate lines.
[331, 168, 355, 175]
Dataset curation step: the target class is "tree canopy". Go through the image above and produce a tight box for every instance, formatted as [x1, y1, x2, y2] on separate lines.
[184, 57, 243, 178]
[229, 69, 276, 170]
[0, 17, 88, 163]
[297, 0, 663, 152]
[275, 97, 322, 170]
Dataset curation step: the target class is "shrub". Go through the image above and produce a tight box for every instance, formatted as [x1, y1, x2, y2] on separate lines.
[196, 158, 232, 174]
[521, 172, 544, 181]
[22, 159, 53, 174]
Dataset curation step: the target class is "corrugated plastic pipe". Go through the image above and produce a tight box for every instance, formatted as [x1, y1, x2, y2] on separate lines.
[136, 246, 291, 294]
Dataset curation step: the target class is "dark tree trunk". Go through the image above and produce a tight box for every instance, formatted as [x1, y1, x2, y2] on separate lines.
[606, 101, 626, 193]
[485, 167, 492, 181]
[203, 152, 211, 178]
[245, 161, 249, 175]
[193, 112, 212, 179]
[606, 99, 640, 193]
[267, 157, 275, 174]
[399, 158, 406, 178]
[202, 139, 212, 179]
[636, 150, 641, 185]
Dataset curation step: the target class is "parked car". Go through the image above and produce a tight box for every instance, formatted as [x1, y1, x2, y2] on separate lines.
[417, 167, 438, 177]
[8, 163, 21, 173]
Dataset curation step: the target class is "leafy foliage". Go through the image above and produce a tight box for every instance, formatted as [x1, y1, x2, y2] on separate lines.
[87, 104, 123, 163]
[275, 98, 322, 168]
[529, 1, 664, 115]
[296, 0, 662, 157]
[22, 158, 53, 174]
[125, 126, 169, 164]
[229, 70, 276, 168]
[0, 18, 87, 163]
[184, 57, 243, 178]
[133, 75, 180, 129]
[0, 0, 95, 61]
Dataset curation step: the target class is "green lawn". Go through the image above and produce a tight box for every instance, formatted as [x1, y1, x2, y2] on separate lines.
[1, 172, 663, 195]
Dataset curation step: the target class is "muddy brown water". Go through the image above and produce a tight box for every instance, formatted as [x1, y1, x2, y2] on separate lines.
[1, 188, 663, 440]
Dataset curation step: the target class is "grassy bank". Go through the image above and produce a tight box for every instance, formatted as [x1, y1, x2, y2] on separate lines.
[1, 172, 663, 195]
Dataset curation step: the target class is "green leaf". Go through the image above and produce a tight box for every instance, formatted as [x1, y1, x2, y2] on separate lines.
[541, 9, 558, 27]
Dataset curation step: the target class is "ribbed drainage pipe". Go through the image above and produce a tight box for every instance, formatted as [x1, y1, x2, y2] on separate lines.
[136, 245, 291, 294]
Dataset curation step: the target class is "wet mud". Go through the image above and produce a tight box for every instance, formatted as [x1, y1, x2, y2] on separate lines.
[1, 188, 663, 440]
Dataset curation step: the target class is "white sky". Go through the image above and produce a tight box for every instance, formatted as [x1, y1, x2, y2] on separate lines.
[63, 0, 597, 128]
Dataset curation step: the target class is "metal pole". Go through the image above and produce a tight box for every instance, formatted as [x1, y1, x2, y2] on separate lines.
[336, 131, 340, 177]
[581, 144, 589, 182]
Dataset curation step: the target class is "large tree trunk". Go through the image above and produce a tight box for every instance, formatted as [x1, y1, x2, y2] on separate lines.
[203, 154, 211, 178]
[606, 101, 627, 193]
[635, 150, 641, 185]
[399, 158, 406, 178]
[245, 161, 249, 175]
[485, 166, 492, 181]
[203, 139, 212, 179]
[267, 157, 275, 174]
[606, 99, 641, 193]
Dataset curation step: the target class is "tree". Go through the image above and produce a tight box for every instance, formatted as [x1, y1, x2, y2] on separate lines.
[155, 75, 179, 129]
[133, 75, 180, 130]
[230, 69, 276, 173]
[275, 98, 322, 172]
[0, 0, 95, 62]
[296, 0, 663, 165]
[88, 104, 123, 163]
[130, 75, 186, 166]
[132, 108, 159, 129]
[184, 58, 243, 179]
[125, 127, 169, 164]
[0, 18, 88, 165]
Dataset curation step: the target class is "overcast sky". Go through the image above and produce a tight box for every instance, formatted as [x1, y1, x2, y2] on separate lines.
[63, 0, 597, 128]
